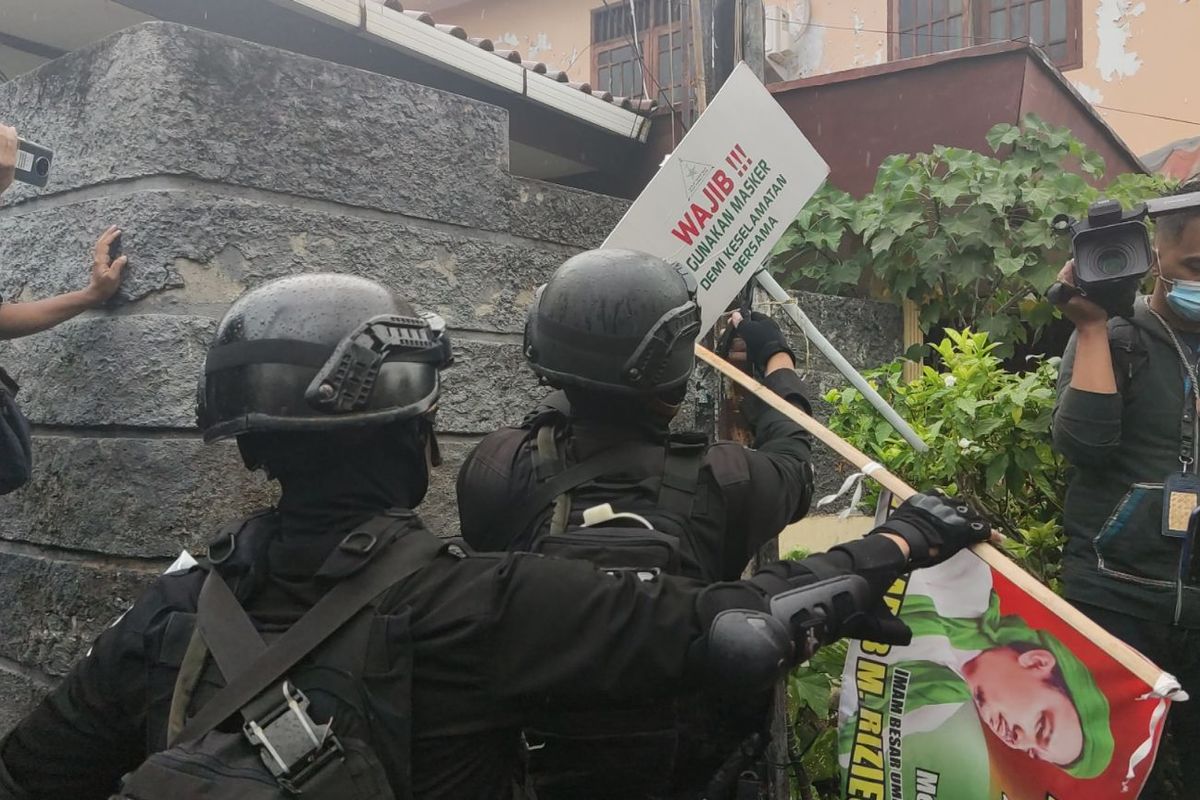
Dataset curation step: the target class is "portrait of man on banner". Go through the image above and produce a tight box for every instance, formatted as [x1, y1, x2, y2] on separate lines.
[838, 552, 1169, 799]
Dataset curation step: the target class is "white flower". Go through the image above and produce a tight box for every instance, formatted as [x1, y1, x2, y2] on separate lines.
[958, 438, 973, 450]
[943, 375, 957, 387]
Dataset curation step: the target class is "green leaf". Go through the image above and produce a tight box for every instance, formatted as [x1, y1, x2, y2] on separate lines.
[800, 727, 841, 783]
[789, 668, 832, 715]
[986, 122, 1021, 151]
[904, 343, 930, 361]
[985, 453, 1010, 488]
[996, 254, 1026, 276]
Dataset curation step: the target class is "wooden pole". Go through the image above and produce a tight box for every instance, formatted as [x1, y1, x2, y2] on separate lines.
[901, 298, 923, 384]
[695, 343, 1171, 688]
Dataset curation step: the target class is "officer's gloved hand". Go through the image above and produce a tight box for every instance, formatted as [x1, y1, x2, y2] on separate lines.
[871, 491, 990, 570]
[732, 311, 794, 373]
[840, 598, 913, 646]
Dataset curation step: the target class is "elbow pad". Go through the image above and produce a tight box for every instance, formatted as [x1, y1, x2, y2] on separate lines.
[703, 574, 874, 694]
[704, 609, 793, 694]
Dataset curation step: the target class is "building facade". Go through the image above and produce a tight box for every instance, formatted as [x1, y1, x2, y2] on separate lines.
[431, 0, 1199, 158]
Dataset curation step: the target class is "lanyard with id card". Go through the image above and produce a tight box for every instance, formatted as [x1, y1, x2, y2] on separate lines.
[1149, 300, 1200, 539]
[1163, 375, 1200, 539]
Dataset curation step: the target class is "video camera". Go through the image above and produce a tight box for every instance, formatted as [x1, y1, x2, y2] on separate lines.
[1049, 190, 1200, 318]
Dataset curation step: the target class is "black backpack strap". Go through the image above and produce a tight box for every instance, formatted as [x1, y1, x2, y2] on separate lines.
[176, 516, 444, 744]
[196, 569, 268, 683]
[1108, 316, 1147, 391]
[166, 624, 210, 746]
[657, 434, 707, 517]
[510, 444, 647, 545]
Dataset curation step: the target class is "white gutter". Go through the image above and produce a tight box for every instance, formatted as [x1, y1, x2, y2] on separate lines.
[270, 0, 652, 141]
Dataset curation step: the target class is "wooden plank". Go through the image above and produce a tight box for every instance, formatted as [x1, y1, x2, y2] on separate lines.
[696, 342, 1171, 688]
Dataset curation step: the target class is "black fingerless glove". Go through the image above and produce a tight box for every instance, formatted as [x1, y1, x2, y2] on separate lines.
[870, 492, 990, 570]
[733, 311, 794, 372]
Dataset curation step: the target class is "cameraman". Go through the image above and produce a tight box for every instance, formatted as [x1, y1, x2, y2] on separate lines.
[1053, 176, 1200, 794]
[0, 124, 128, 339]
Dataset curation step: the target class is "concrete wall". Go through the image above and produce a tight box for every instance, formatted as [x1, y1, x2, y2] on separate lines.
[0, 20, 901, 729]
[0, 21, 629, 727]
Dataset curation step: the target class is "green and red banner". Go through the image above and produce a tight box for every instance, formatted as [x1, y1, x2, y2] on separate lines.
[839, 552, 1180, 799]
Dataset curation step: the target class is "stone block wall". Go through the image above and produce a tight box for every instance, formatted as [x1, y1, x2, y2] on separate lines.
[0, 22, 900, 727]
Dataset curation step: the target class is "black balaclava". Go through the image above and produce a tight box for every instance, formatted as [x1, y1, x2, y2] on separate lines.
[563, 385, 685, 434]
[238, 418, 431, 547]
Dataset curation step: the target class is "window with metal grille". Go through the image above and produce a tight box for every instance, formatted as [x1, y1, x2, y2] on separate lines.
[591, 0, 684, 105]
[890, 0, 1081, 69]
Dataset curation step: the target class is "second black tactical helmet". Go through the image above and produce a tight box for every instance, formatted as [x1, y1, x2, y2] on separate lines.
[524, 249, 701, 395]
[197, 273, 453, 442]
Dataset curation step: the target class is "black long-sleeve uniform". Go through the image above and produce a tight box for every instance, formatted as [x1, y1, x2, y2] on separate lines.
[0, 519, 906, 800]
[457, 370, 816, 581]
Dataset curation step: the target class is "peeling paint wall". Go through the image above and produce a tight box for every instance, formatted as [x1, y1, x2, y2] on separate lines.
[1069, 0, 1198, 157]
[429, 0, 1200, 156]
[779, 0, 1200, 156]
[434, 0, 597, 82]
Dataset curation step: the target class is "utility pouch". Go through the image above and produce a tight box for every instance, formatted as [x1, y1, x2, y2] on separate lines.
[537, 528, 681, 578]
[1163, 473, 1200, 539]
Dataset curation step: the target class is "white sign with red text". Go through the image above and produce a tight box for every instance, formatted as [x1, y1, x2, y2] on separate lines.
[603, 62, 829, 336]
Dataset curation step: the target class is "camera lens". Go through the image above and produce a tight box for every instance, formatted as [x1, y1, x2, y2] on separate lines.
[33, 157, 49, 177]
[1095, 247, 1129, 276]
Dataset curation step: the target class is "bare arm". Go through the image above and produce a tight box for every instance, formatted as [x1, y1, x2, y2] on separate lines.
[1054, 261, 1117, 395]
[0, 123, 15, 195]
[0, 226, 128, 340]
[1069, 322, 1118, 395]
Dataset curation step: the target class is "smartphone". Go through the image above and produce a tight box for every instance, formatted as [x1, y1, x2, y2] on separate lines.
[14, 138, 52, 188]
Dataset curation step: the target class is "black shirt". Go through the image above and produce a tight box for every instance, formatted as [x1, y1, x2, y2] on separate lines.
[457, 370, 816, 581]
[0, 516, 906, 800]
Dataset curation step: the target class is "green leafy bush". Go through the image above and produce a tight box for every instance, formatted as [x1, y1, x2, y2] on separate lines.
[771, 115, 1174, 354]
[783, 331, 1068, 798]
[823, 328, 1066, 587]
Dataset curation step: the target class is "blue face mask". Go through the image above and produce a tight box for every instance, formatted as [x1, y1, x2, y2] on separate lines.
[1165, 277, 1200, 322]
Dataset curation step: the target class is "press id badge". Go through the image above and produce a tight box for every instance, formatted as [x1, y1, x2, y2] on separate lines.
[1163, 472, 1200, 538]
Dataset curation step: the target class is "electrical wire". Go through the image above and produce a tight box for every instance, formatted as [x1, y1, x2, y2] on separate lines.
[761, 16, 1200, 130]
[1095, 105, 1200, 128]
[763, 16, 1032, 45]
[600, 0, 690, 136]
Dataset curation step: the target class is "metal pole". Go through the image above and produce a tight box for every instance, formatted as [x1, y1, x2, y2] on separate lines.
[753, 270, 929, 452]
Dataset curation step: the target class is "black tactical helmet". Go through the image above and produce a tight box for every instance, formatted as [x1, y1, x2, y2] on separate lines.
[524, 249, 700, 395]
[197, 273, 453, 443]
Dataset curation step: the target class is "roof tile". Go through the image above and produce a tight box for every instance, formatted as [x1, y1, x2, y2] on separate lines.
[380, 1, 656, 116]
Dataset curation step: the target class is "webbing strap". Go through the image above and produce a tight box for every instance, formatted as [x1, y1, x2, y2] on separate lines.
[656, 437, 706, 517]
[534, 422, 563, 482]
[177, 518, 444, 744]
[509, 444, 648, 545]
[166, 626, 210, 746]
[197, 570, 268, 683]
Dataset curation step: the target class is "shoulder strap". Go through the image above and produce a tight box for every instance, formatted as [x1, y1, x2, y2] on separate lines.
[176, 517, 444, 744]
[509, 444, 647, 544]
[657, 435, 707, 517]
[1108, 317, 1147, 388]
[196, 568, 268, 681]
